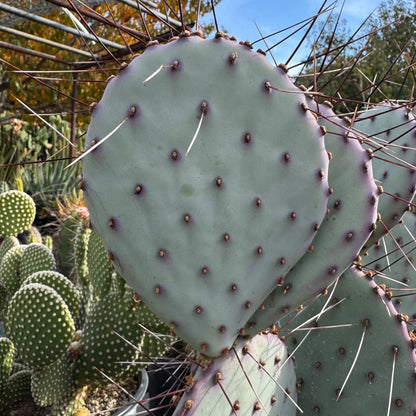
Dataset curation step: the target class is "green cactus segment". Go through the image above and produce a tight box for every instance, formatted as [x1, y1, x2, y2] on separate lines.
[0, 283, 7, 313]
[22, 270, 81, 322]
[42, 234, 53, 251]
[0, 190, 36, 237]
[31, 356, 74, 406]
[0, 244, 26, 296]
[0, 182, 9, 194]
[73, 291, 143, 386]
[74, 222, 91, 286]
[87, 229, 113, 299]
[5, 283, 75, 369]
[0, 236, 19, 262]
[19, 242, 56, 282]
[0, 369, 32, 412]
[284, 267, 416, 415]
[0, 337, 14, 386]
[173, 332, 297, 416]
[354, 103, 416, 250]
[362, 209, 416, 318]
[245, 101, 379, 335]
[82, 36, 330, 357]
[136, 299, 172, 360]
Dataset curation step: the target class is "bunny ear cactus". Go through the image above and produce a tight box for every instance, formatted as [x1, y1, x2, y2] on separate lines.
[73, 290, 144, 387]
[0, 190, 35, 237]
[0, 244, 26, 297]
[81, 34, 330, 357]
[354, 103, 416, 251]
[22, 270, 81, 322]
[0, 235, 19, 262]
[86, 229, 113, 299]
[284, 267, 416, 415]
[5, 283, 75, 369]
[244, 99, 379, 336]
[19, 242, 56, 281]
[31, 356, 74, 407]
[0, 368, 32, 411]
[172, 332, 297, 416]
[0, 337, 14, 387]
[73, 221, 91, 286]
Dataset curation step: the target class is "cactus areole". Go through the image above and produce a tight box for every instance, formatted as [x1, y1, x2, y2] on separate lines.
[81, 34, 330, 357]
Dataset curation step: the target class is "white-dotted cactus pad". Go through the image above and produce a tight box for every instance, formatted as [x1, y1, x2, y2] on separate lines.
[5, 283, 75, 369]
[73, 292, 143, 386]
[22, 270, 81, 322]
[82, 36, 330, 356]
[0, 191, 35, 237]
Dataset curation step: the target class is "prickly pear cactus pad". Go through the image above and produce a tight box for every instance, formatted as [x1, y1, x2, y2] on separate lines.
[0, 337, 14, 386]
[19, 242, 56, 282]
[5, 283, 75, 369]
[244, 100, 379, 335]
[0, 236, 19, 262]
[86, 229, 113, 299]
[354, 103, 416, 250]
[31, 356, 74, 406]
[362, 209, 416, 318]
[22, 270, 81, 322]
[172, 332, 297, 416]
[284, 267, 416, 415]
[0, 190, 35, 237]
[81, 35, 329, 357]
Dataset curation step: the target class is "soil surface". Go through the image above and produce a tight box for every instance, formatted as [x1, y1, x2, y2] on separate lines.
[8, 377, 140, 416]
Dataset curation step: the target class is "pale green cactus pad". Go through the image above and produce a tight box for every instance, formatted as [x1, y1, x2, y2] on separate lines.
[0, 190, 35, 237]
[283, 267, 416, 415]
[172, 332, 297, 416]
[82, 35, 330, 357]
[354, 103, 416, 250]
[5, 283, 75, 369]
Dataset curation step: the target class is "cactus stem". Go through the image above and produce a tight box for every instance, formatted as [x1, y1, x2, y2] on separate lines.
[336, 323, 368, 402]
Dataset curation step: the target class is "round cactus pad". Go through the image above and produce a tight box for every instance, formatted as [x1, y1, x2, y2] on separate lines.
[172, 332, 297, 416]
[0, 190, 35, 237]
[284, 267, 416, 415]
[5, 283, 75, 369]
[82, 36, 329, 357]
[245, 101, 379, 335]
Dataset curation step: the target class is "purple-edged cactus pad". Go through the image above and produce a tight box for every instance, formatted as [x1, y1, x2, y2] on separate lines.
[172, 332, 297, 416]
[244, 100, 379, 336]
[81, 35, 330, 356]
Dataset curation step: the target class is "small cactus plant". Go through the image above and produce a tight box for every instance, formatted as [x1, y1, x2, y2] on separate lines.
[0, 190, 172, 413]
